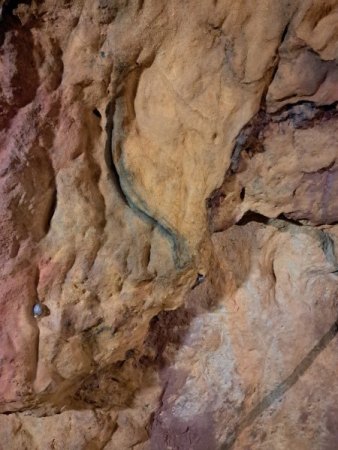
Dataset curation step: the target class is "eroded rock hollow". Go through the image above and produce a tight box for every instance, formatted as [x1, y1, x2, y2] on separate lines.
[0, 0, 338, 448]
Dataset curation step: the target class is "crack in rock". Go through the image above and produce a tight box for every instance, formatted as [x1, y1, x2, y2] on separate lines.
[228, 101, 338, 174]
[105, 70, 191, 269]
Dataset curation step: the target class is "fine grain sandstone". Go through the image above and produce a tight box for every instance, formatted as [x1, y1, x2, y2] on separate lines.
[0, 0, 337, 449]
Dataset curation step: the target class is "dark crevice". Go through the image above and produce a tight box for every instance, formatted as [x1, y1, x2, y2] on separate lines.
[212, 210, 306, 234]
[228, 101, 338, 175]
[0, 0, 32, 44]
[207, 100, 338, 224]
[104, 98, 129, 204]
[264, 20, 290, 92]
[236, 211, 305, 228]
[105, 97, 172, 249]
[206, 191, 226, 209]
[104, 62, 155, 206]
[93, 108, 101, 119]
[271, 264, 277, 284]
[236, 211, 269, 226]
[105, 69, 190, 267]
[280, 22, 290, 44]
[276, 213, 304, 227]
[221, 317, 338, 449]
[271, 100, 338, 127]
[302, 160, 335, 175]
[191, 273, 206, 289]
[1, 0, 28, 21]
[44, 187, 57, 233]
[137, 0, 145, 12]
[229, 109, 267, 173]
[206, 100, 338, 231]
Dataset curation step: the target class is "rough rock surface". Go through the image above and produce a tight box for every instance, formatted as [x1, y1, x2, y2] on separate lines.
[0, 0, 337, 449]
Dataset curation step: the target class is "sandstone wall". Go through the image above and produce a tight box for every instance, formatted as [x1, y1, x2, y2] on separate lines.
[0, 0, 337, 449]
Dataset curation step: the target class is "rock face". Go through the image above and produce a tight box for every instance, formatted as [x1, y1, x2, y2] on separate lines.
[0, 0, 337, 449]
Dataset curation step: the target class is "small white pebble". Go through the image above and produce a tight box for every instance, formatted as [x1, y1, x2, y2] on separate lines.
[197, 273, 205, 284]
[33, 303, 43, 317]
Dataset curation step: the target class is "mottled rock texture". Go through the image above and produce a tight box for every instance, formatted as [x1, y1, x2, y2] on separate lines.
[0, 0, 337, 449]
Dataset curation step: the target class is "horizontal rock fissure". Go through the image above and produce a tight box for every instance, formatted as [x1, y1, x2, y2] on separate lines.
[218, 210, 305, 228]
[229, 101, 338, 174]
